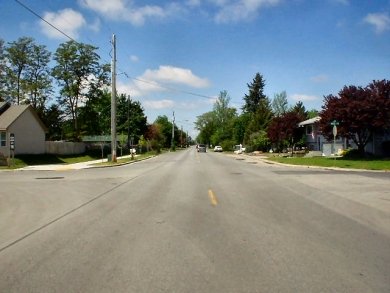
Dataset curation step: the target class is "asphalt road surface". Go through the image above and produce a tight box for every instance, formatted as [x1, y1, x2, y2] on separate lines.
[0, 148, 389, 292]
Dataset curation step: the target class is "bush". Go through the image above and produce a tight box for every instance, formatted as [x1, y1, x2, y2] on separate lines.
[220, 139, 236, 152]
[342, 148, 376, 159]
[382, 141, 390, 156]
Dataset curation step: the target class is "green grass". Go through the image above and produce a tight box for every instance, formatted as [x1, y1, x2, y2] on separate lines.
[0, 152, 159, 170]
[93, 152, 156, 166]
[0, 153, 103, 170]
[267, 156, 390, 171]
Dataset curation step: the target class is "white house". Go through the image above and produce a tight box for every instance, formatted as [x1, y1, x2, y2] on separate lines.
[298, 116, 346, 156]
[298, 116, 390, 156]
[0, 102, 47, 159]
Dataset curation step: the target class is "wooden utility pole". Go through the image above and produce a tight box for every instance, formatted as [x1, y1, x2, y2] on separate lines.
[171, 111, 175, 151]
[111, 34, 117, 162]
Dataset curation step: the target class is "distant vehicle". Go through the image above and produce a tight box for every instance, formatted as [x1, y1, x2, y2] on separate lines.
[214, 146, 223, 152]
[234, 144, 245, 154]
[197, 144, 207, 152]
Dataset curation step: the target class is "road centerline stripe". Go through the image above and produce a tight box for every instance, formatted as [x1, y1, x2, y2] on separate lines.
[208, 189, 218, 206]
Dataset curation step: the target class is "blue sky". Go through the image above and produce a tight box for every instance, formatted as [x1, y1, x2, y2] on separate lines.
[1, 0, 390, 136]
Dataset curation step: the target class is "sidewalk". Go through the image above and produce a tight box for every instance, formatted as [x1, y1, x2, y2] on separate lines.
[17, 155, 136, 171]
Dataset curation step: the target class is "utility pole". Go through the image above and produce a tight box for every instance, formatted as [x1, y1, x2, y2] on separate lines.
[180, 125, 183, 148]
[171, 111, 175, 151]
[127, 95, 130, 149]
[111, 34, 117, 162]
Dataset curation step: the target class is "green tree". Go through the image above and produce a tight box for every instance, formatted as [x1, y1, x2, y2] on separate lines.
[4, 37, 34, 104]
[232, 113, 250, 144]
[292, 101, 308, 119]
[195, 111, 216, 146]
[242, 73, 273, 146]
[116, 94, 147, 147]
[272, 91, 289, 117]
[154, 115, 173, 148]
[247, 130, 270, 152]
[52, 40, 109, 140]
[0, 38, 6, 100]
[211, 90, 237, 146]
[242, 73, 267, 114]
[244, 97, 273, 145]
[307, 109, 319, 119]
[145, 123, 164, 153]
[24, 42, 52, 116]
[43, 104, 64, 141]
[78, 89, 111, 136]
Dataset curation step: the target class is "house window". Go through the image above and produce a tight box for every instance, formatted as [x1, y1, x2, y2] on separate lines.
[306, 125, 313, 135]
[0, 132, 6, 147]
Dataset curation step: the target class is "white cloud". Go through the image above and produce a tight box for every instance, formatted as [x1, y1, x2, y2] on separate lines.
[116, 65, 210, 98]
[141, 66, 210, 88]
[144, 99, 175, 109]
[213, 0, 281, 23]
[186, 0, 202, 7]
[79, 0, 126, 15]
[80, 0, 182, 26]
[364, 12, 390, 34]
[88, 18, 101, 33]
[130, 55, 139, 62]
[290, 94, 319, 102]
[310, 74, 329, 83]
[39, 8, 86, 39]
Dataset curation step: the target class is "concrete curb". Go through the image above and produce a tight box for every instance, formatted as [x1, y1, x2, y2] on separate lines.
[226, 153, 389, 173]
[2, 154, 157, 172]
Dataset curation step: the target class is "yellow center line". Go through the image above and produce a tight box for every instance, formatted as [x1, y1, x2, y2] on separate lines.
[208, 189, 218, 206]
[195, 152, 200, 163]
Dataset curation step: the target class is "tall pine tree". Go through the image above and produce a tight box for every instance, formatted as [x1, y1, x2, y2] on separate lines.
[242, 73, 273, 147]
[242, 73, 267, 114]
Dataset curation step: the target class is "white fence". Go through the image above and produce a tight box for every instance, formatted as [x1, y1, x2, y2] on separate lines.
[45, 141, 85, 155]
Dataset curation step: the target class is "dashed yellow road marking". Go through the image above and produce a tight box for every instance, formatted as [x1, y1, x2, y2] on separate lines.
[208, 189, 218, 206]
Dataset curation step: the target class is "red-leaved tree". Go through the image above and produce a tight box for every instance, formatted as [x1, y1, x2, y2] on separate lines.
[267, 111, 305, 153]
[320, 80, 390, 154]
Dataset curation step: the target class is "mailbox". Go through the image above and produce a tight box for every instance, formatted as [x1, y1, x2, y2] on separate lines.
[9, 133, 15, 150]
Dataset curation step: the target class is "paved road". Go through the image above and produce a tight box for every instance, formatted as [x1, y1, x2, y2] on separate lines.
[0, 148, 389, 292]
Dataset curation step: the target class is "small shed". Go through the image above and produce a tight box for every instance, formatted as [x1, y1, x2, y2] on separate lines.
[0, 102, 47, 157]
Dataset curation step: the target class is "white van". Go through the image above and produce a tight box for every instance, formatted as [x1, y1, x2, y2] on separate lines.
[234, 144, 245, 154]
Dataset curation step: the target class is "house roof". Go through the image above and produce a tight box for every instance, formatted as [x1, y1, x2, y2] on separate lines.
[0, 102, 10, 114]
[0, 104, 48, 132]
[298, 116, 321, 127]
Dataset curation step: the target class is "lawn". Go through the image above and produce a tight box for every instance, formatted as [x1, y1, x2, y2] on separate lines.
[0, 154, 103, 170]
[267, 156, 390, 171]
[0, 151, 159, 170]
[91, 152, 157, 166]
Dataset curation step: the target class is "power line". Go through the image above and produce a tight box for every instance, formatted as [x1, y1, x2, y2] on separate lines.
[13, 0, 217, 102]
[128, 75, 215, 100]
[14, 0, 75, 42]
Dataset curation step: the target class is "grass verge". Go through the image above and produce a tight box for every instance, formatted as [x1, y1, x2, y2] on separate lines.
[0, 154, 102, 170]
[267, 156, 390, 171]
[91, 152, 156, 167]
[0, 150, 166, 170]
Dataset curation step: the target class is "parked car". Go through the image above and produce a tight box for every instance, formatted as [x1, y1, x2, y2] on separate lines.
[214, 146, 223, 152]
[197, 144, 207, 152]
